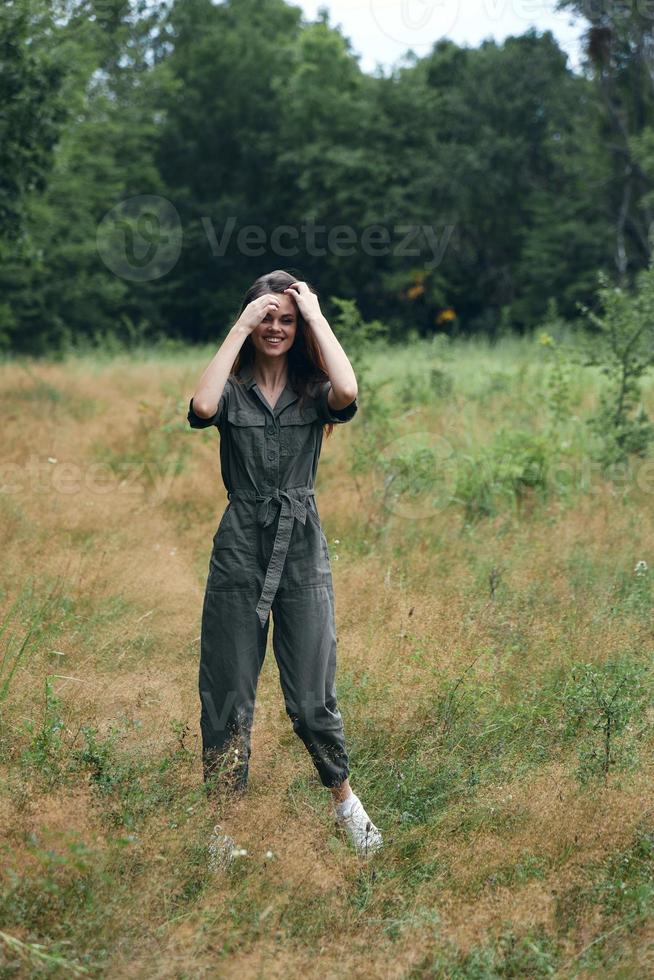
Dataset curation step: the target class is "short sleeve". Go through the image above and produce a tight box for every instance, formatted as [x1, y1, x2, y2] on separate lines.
[314, 381, 358, 424]
[187, 382, 229, 429]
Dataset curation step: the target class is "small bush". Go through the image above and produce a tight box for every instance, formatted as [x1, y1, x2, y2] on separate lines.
[454, 428, 552, 521]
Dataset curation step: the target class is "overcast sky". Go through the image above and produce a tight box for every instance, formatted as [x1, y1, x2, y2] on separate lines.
[294, 1, 587, 74]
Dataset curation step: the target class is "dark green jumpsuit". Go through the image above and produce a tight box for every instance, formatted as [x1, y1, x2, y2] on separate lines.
[187, 362, 358, 792]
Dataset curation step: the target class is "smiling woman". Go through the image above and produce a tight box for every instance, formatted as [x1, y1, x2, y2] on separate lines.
[186, 269, 382, 860]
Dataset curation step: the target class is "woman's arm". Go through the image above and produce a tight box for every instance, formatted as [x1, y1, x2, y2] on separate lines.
[190, 293, 281, 417]
[190, 322, 250, 419]
[284, 282, 358, 409]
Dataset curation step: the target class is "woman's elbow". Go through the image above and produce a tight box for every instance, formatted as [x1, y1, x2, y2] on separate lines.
[191, 395, 219, 419]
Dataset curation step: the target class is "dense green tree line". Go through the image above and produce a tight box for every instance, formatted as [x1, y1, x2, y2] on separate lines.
[1, 0, 652, 355]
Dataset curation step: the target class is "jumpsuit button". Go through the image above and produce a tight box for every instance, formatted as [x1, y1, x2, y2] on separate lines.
[267, 452, 275, 461]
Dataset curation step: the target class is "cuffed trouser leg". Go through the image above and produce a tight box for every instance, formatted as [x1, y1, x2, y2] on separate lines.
[199, 587, 269, 796]
[271, 584, 350, 788]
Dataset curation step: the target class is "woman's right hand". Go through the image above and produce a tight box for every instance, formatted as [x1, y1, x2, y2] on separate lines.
[191, 295, 281, 418]
[236, 293, 281, 333]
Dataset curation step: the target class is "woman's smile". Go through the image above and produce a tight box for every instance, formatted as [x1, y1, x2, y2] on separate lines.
[253, 291, 298, 355]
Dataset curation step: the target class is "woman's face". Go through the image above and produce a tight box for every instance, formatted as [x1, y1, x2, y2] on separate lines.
[251, 291, 298, 360]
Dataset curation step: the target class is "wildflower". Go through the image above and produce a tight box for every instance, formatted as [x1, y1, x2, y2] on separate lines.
[634, 560, 648, 576]
[47, 457, 58, 464]
[265, 850, 274, 859]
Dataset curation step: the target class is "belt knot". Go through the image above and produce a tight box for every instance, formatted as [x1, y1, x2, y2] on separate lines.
[227, 486, 315, 628]
[256, 488, 309, 528]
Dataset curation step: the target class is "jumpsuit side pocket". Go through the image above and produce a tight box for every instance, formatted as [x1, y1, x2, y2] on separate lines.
[213, 503, 235, 545]
[305, 504, 330, 560]
[207, 502, 257, 592]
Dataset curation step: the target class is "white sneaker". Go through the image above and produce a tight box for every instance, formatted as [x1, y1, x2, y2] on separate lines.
[335, 797, 383, 858]
[208, 824, 237, 873]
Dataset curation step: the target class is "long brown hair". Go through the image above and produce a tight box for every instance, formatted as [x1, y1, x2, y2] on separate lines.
[230, 269, 335, 437]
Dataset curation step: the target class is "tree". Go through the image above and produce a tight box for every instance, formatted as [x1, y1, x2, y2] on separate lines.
[0, 0, 68, 237]
[556, 0, 654, 281]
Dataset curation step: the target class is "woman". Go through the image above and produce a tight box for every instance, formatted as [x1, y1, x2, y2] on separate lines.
[187, 269, 383, 859]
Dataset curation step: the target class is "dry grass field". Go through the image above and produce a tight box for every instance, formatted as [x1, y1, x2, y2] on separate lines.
[0, 335, 652, 978]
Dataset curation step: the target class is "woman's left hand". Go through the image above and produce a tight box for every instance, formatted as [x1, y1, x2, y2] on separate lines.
[284, 281, 323, 327]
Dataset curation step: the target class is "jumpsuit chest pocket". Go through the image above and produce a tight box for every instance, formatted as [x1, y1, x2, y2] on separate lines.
[226, 406, 265, 457]
[278, 404, 319, 456]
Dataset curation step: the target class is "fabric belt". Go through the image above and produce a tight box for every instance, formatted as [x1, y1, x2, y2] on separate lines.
[227, 486, 316, 628]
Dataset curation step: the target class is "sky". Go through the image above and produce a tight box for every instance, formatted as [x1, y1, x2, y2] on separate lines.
[294, 0, 587, 74]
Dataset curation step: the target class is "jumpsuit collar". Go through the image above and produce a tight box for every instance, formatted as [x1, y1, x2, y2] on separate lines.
[237, 362, 299, 417]
[237, 363, 257, 390]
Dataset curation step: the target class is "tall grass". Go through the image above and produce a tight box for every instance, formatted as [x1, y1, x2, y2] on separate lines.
[0, 332, 653, 977]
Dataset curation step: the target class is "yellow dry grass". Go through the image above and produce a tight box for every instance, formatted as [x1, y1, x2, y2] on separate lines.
[1, 350, 652, 979]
